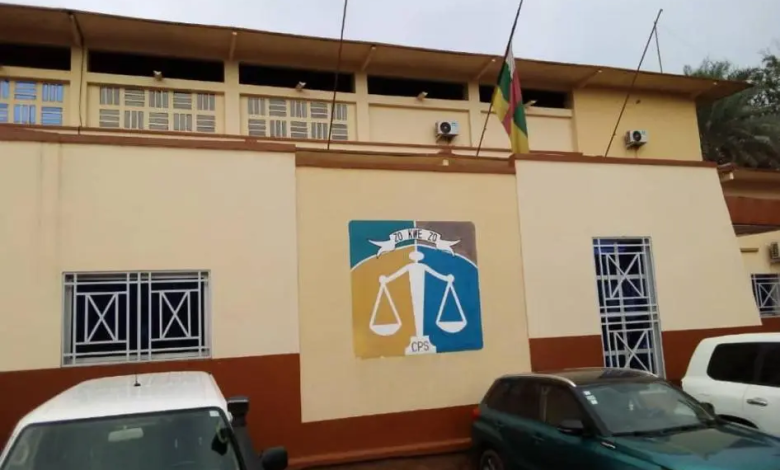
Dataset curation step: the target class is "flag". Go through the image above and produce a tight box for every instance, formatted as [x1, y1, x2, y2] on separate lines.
[492, 48, 530, 154]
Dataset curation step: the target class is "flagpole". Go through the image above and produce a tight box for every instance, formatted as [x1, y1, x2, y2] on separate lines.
[326, 0, 350, 150]
[603, 8, 663, 157]
[475, 0, 525, 158]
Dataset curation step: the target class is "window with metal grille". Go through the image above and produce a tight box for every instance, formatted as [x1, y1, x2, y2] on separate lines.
[62, 271, 210, 366]
[752, 273, 780, 317]
[593, 238, 664, 376]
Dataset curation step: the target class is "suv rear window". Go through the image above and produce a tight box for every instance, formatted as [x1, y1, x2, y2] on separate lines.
[506, 380, 542, 421]
[483, 379, 514, 414]
[482, 379, 542, 421]
[707, 342, 761, 383]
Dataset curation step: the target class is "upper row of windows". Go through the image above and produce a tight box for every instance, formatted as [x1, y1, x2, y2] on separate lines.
[0, 42, 569, 108]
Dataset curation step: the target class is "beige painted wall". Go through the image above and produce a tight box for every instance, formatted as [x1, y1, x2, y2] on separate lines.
[296, 167, 530, 422]
[0, 141, 300, 372]
[368, 105, 472, 146]
[739, 230, 780, 274]
[572, 88, 702, 160]
[481, 108, 576, 152]
[515, 160, 760, 340]
[0, 143, 59, 372]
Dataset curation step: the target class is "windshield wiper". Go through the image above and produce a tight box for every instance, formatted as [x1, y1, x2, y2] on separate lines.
[614, 423, 709, 437]
[613, 429, 666, 437]
[663, 423, 711, 433]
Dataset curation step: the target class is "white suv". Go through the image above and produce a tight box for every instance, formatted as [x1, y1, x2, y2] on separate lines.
[682, 333, 780, 434]
[0, 371, 289, 470]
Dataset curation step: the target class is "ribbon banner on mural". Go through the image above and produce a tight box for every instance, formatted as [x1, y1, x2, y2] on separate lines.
[369, 228, 460, 257]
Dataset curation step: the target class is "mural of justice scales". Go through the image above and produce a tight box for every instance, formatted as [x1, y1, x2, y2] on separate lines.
[349, 220, 484, 358]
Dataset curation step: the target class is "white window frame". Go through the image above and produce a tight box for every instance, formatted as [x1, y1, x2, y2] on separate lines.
[62, 270, 211, 366]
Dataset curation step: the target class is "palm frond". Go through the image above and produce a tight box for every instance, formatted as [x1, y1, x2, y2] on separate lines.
[686, 59, 780, 169]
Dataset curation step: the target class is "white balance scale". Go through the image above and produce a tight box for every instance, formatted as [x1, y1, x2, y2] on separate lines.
[368, 249, 467, 355]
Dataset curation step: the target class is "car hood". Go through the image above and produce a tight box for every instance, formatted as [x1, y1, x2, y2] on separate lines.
[610, 424, 780, 470]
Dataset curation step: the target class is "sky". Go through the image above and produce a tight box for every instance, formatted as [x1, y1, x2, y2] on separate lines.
[6, 0, 780, 75]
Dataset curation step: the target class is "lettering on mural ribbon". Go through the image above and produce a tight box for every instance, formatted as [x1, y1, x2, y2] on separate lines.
[369, 228, 460, 257]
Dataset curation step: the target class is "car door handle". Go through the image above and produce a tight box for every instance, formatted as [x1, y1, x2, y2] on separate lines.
[532, 433, 545, 443]
[747, 397, 769, 407]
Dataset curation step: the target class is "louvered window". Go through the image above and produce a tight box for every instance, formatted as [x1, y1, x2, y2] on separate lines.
[244, 96, 351, 140]
[0, 80, 65, 126]
[94, 86, 221, 134]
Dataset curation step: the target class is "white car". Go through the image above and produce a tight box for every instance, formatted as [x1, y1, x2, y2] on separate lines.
[681, 332, 780, 434]
[0, 371, 289, 470]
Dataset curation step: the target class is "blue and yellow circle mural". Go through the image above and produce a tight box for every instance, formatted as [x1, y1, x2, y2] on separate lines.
[349, 220, 484, 358]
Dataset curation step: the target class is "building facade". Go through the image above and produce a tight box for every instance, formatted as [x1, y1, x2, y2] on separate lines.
[720, 166, 780, 322]
[1, 4, 779, 467]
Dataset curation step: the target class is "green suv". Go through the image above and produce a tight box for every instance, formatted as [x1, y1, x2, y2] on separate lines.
[471, 368, 780, 470]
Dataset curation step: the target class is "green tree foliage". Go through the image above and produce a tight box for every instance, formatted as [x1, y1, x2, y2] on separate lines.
[751, 51, 780, 114]
[684, 51, 780, 169]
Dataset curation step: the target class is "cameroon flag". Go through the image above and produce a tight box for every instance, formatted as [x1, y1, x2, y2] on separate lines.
[492, 48, 530, 154]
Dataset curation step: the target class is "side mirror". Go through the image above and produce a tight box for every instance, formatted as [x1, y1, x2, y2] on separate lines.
[227, 396, 249, 427]
[557, 419, 586, 436]
[700, 402, 715, 415]
[260, 446, 288, 470]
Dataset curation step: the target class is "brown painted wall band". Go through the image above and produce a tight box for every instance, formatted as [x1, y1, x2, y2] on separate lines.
[2, 319, 779, 468]
[295, 151, 515, 175]
[0, 127, 296, 153]
[1, 126, 715, 172]
[0, 356, 474, 469]
[0, 124, 515, 153]
[512, 153, 716, 168]
[529, 317, 780, 384]
[725, 196, 780, 226]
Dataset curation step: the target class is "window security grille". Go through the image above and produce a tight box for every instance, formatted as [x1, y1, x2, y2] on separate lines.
[593, 238, 665, 376]
[62, 271, 210, 366]
[752, 273, 780, 317]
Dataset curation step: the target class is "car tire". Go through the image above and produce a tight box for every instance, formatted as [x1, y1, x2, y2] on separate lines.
[479, 449, 505, 470]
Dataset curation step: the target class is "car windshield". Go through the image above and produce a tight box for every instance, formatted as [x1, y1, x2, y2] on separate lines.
[579, 381, 715, 436]
[0, 408, 243, 470]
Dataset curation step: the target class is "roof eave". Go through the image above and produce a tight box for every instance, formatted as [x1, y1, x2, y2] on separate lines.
[0, 2, 751, 102]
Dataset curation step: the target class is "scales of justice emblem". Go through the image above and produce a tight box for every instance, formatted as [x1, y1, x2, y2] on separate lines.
[349, 220, 483, 358]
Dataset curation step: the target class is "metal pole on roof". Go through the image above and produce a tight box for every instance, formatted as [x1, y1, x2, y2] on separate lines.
[68, 11, 87, 134]
[603, 8, 663, 158]
[654, 26, 664, 74]
[326, 0, 349, 151]
[475, 0, 525, 159]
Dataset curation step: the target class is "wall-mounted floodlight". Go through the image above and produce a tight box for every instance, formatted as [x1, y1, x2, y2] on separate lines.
[153, 71, 163, 81]
[417, 91, 428, 101]
[295, 82, 306, 91]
